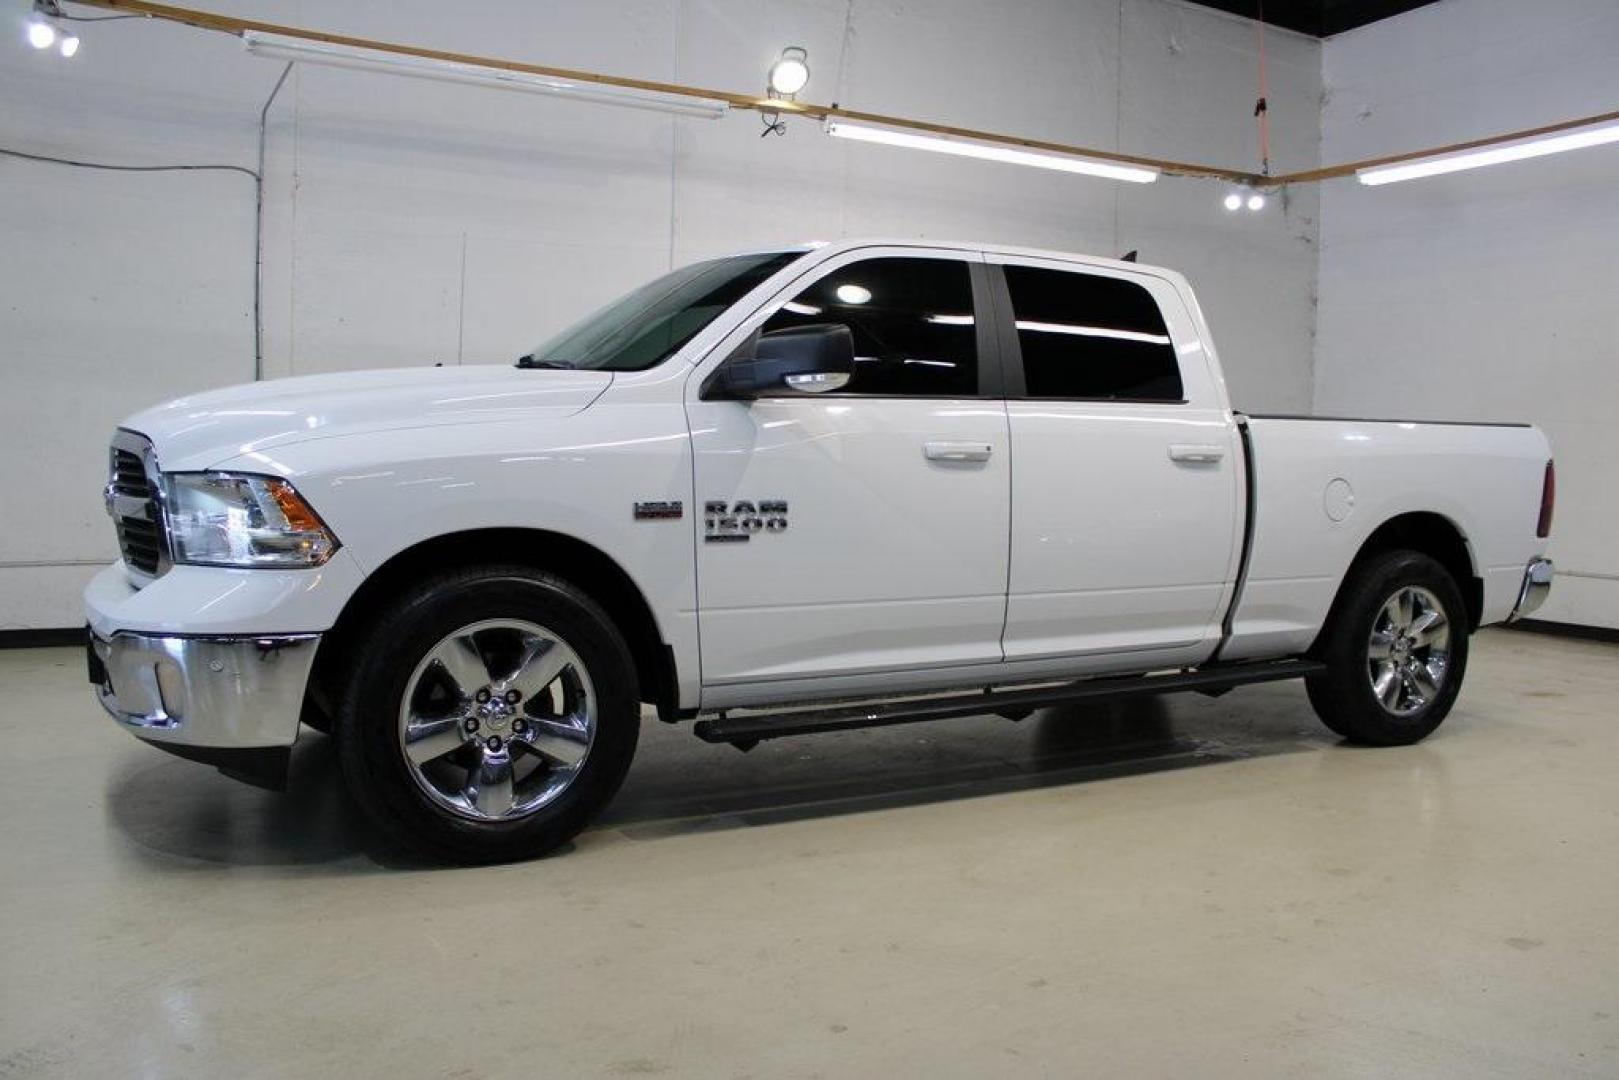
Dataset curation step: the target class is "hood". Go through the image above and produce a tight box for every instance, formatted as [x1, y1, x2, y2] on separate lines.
[123, 365, 614, 470]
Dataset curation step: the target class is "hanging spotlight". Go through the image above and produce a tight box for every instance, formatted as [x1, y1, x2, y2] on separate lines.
[23, 1, 76, 56]
[767, 46, 809, 99]
[26, 16, 56, 49]
[1223, 192, 1243, 211]
[1246, 193, 1266, 211]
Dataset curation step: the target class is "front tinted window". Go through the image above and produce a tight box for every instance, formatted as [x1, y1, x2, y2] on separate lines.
[1003, 266, 1183, 401]
[760, 257, 977, 396]
[522, 251, 799, 372]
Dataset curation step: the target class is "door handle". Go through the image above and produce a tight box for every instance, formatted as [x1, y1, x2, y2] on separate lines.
[924, 441, 994, 463]
[1168, 443, 1225, 464]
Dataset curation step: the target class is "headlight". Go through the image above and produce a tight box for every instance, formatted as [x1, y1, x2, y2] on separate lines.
[163, 473, 339, 568]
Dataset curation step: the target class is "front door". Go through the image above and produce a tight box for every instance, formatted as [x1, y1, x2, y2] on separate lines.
[688, 247, 1011, 691]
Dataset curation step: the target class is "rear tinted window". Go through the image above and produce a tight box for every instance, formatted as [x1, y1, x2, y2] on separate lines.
[1003, 266, 1183, 401]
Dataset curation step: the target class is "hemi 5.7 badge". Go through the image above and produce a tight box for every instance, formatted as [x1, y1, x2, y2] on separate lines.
[633, 501, 683, 520]
[705, 500, 787, 543]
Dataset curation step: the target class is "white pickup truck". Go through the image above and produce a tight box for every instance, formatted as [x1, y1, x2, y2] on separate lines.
[87, 239, 1556, 862]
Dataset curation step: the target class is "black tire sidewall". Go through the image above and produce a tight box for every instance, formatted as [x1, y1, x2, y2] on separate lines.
[1308, 550, 1470, 745]
[337, 568, 640, 863]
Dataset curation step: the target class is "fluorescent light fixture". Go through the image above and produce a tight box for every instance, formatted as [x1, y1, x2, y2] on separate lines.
[825, 118, 1158, 183]
[926, 314, 975, 325]
[1357, 120, 1619, 185]
[241, 31, 730, 119]
[781, 301, 822, 315]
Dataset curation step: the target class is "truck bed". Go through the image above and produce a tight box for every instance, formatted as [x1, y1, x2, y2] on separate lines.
[1219, 414, 1551, 662]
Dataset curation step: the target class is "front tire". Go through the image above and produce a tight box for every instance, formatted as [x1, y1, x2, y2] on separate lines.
[336, 566, 640, 864]
[1306, 549, 1469, 746]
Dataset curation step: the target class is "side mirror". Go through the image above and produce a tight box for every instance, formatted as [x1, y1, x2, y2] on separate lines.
[704, 323, 855, 400]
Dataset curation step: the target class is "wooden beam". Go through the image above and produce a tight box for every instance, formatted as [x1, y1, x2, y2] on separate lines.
[68, 0, 1265, 185]
[1267, 106, 1619, 184]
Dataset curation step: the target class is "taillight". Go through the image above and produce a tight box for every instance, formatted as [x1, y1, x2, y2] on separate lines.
[1536, 460, 1555, 538]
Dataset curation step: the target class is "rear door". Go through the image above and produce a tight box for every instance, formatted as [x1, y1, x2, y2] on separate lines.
[988, 255, 1241, 668]
[687, 247, 1012, 690]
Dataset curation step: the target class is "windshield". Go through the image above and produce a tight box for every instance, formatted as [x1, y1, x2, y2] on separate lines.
[518, 250, 801, 372]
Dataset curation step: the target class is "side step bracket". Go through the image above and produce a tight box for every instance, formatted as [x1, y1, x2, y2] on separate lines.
[692, 658, 1325, 748]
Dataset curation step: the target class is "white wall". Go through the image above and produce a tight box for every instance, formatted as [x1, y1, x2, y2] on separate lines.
[1316, 0, 1619, 629]
[0, 0, 1322, 629]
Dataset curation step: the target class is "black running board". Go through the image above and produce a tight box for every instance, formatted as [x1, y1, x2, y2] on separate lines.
[693, 658, 1326, 748]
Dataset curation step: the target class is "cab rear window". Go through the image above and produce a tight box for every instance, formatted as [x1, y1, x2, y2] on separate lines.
[1003, 266, 1183, 401]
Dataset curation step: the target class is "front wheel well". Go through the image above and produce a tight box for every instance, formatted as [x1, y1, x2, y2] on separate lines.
[1313, 512, 1483, 653]
[309, 529, 678, 725]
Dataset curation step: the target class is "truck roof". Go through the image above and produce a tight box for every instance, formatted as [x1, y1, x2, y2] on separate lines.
[749, 237, 1181, 283]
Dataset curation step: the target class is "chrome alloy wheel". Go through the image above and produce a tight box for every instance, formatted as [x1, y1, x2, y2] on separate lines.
[397, 619, 596, 821]
[1365, 585, 1451, 716]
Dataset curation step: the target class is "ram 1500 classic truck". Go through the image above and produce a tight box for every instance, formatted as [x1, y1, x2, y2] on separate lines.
[86, 240, 1556, 862]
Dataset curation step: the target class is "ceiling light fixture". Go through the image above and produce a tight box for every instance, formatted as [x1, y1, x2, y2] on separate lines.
[1357, 119, 1619, 185]
[26, 16, 55, 49]
[825, 118, 1158, 183]
[1223, 189, 1266, 212]
[240, 31, 730, 119]
[767, 46, 809, 99]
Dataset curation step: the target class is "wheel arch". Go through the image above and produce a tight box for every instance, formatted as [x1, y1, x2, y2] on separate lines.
[1310, 512, 1483, 657]
[308, 528, 679, 725]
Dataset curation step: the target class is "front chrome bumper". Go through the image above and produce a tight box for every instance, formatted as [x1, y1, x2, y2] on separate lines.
[1508, 558, 1554, 622]
[89, 631, 319, 750]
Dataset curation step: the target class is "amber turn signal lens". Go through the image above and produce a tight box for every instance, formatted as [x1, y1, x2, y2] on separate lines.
[268, 479, 327, 535]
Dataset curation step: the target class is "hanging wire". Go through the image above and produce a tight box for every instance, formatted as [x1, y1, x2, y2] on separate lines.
[0, 146, 258, 179]
[1254, 0, 1271, 176]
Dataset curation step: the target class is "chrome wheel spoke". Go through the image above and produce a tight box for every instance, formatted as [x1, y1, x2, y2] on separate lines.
[1372, 662, 1402, 709]
[1409, 660, 1441, 699]
[503, 639, 571, 701]
[1410, 608, 1448, 647]
[468, 750, 516, 817]
[429, 634, 493, 699]
[403, 713, 469, 765]
[1386, 590, 1414, 632]
[1367, 629, 1396, 661]
[516, 713, 591, 768]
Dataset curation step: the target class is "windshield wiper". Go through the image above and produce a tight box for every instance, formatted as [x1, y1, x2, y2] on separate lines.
[516, 356, 578, 370]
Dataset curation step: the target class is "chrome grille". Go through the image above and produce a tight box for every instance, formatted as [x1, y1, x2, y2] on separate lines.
[111, 448, 149, 498]
[107, 431, 168, 580]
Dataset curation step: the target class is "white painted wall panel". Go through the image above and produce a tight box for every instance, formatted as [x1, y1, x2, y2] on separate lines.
[0, 0, 1320, 628]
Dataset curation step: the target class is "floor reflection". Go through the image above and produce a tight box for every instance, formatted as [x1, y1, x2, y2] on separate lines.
[603, 693, 1318, 837]
[102, 684, 1326, 870]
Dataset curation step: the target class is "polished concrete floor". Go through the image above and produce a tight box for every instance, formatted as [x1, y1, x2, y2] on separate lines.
[2, 628, 1616, 1077]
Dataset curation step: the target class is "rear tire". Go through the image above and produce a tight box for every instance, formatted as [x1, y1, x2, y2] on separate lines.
[1306, 549, 1469, 746]
[336, 566, 640, 864]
